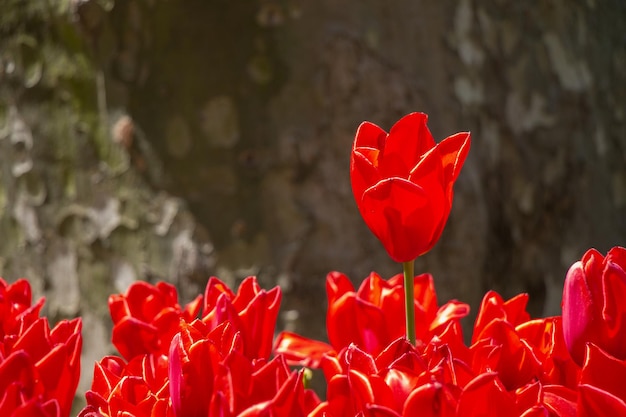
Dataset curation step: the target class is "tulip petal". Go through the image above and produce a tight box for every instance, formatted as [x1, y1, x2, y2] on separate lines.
[168, 333, 184, 417]
[600, 253, 626, 346]
[326, 272, 356, 306]
[580, 343, 626, 403]
[430, 300, 470, 333]
[543, 385, 578, 417]
[351, 148, 382, 209]
[360, 177, 434, 262]
[561, 261, 595, 365]
[437, 131, 471, 185]
[352, 121, 386, 208]
[456, 373, 516, 417]
[381, 112, 435, 178]
[354, 121, 387, 150]
[327, 293, 388, 355]
[578, 384, 626, 417]
[403, 381, 457, 417]
[204, 276, 236, 317]
[0, 351, 36, 397]
[274, 331, 334, 368]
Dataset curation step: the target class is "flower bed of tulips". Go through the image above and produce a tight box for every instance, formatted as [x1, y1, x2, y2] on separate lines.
[1, 113, 624, 416]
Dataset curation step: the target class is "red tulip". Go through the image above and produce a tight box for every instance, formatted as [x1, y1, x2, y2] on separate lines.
[275, 271, 469, 366]
[0, 278, 45, 340]
[350, 112, 470, 262]
[470, 319, 543, 391]
[0, 279, 82, 417]
[308, 339, 468, 417]
[561, 246, 626, 365]
[83, 280, 203, 417]
[468, 290, 585, 396]
[202, 276, 281, 360]
[80, 354, 172, 417]
[109, 281, 202, 361]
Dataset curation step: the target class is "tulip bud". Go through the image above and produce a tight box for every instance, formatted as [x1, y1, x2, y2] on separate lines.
[561, 246, 626, 365]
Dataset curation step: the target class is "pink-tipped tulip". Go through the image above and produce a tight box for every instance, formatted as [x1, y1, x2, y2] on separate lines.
[561, 246, 626, 365]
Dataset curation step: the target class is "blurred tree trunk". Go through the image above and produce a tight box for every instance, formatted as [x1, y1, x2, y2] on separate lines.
[1, 0, 624, 410]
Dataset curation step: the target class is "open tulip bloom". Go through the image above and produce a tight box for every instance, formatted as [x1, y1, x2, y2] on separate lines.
[1, 112, 625, 417]
[350, 112, 470, 264]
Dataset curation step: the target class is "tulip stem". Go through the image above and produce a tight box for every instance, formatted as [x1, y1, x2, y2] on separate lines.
[403, 260, 416, 345]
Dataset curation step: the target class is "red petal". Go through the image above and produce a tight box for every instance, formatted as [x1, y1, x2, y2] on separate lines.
[380, 112, 434, 178]
[457, 373, 517, 417]
[413, 273, 439, 319]
[239, 285, 281, 360]
[168, 334, 184, 416]
[364, 404, 402, 417]
[183, 295, 203, 322]
[578, 384, 626, 417]
[403, 381, 457, 417]
[542, 385, 577, 417]
[327, 293, 388, 355]
[437, 131, 471, 185]
[580, 343, 626, 403]
[0, 351, 36, 397]
[600, 251, 626, 356]
[203, 277, 236, 317]
[473, 291, 529, 344]
[112, 316, 160, 360]
[561, 261, 596, 366]
[430, 301, 470, 333]
[360, 177, 434, 262]
[6, 279, 33, 308]
[354, 121, 388, 151]
[351, 148, 382, 206]
[326, 272, 355, 306]
[232, 276, 262, 311]
[274, 331, 334, 368]
[36, 343, 77, 417]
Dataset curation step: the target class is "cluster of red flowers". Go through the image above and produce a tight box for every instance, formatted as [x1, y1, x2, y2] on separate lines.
[78, 277, 320, 417]
[0, 278, 81, 417]
[2, 247, 625, 416]
[0, 112, 624, 416]
[74, 246, 623, 417]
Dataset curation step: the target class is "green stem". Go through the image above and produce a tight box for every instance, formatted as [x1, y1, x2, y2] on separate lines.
[403, 260, 416, 345]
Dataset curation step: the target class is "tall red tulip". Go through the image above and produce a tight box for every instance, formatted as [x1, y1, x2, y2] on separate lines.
[350, 112, 470, 263]
[561, 246, 626, 365]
